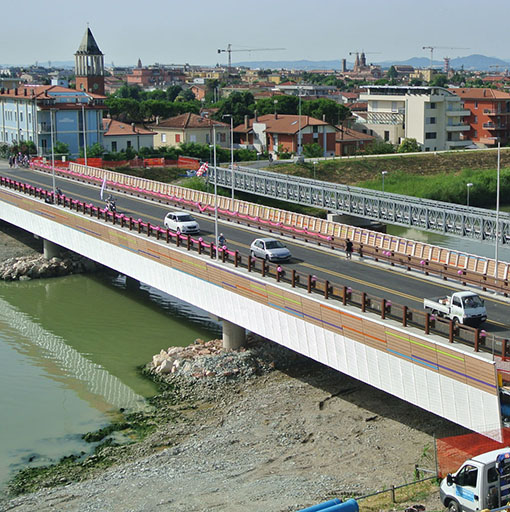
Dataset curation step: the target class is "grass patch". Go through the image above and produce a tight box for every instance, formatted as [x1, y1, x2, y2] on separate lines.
[358, 479, 440, 512]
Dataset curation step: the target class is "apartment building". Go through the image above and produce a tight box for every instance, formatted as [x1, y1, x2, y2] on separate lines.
[358, 85, 471, 151]
[450, 88, 510, 146]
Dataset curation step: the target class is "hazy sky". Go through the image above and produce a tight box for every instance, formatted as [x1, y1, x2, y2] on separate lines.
[3, 0, 509, 67]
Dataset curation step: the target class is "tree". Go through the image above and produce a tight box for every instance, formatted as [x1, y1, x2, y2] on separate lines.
[398, 138, 421, 153]
[176, 89, 196, 102]
[429, 74, 448, 87]
[87, 143, 105, 158]
[303, 143, 323, 158]
[214, 92, 255, 126]
[301, 98, 350, 125]
[360, 141, 395, 155]
[387, 66, 398, 79]
[54, 141, 70, 157]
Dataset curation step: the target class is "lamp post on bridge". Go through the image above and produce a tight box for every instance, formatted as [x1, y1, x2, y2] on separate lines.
[381, 171, 388, 192]
[213, 125, 219, 260]
[222, 114, 234, 203]
[49, 108, 57, 197]
[466, 182, 473, 206]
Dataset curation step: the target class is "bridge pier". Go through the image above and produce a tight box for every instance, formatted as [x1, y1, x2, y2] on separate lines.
[43, 239, 61, 259]
[126, 276, 140, 290]
[222, 319, 246, 350]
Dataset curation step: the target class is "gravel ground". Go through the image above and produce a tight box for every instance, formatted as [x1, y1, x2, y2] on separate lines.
[0, 224, 456, 512]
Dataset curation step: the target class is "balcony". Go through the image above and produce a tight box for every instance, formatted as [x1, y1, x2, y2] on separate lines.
[37, 123, 50, 133]
[366, 111, 404, 125]
[446, 124, 470, 132]
[483, 123, 507, 130]
[446, 108, 470, 116]
[446, 139, 471, 148]
[483, 109, 510, 116]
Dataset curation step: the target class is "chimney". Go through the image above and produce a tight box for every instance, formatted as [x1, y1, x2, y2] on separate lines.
[274, 112, 278, 120]
[156, 116, 160, 125]
[244, 115, 249, 129]
[322, 114, 326, 122]
[131, 123, 136, 133]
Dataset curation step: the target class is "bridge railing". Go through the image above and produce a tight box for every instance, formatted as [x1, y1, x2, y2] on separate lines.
[3, 174, 509, 362]
[30, 162, 510, 297]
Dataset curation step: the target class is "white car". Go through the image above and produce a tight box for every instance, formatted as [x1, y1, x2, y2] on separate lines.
[163, 211, 200, 234]
[250, 238, 291, 262]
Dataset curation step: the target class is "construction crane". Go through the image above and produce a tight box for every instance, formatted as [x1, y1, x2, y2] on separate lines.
[422, 46, 469, 70]
[217, 44, 285, 74]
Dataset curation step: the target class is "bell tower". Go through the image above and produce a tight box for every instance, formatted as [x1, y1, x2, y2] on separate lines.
[75, 27, 104, 95]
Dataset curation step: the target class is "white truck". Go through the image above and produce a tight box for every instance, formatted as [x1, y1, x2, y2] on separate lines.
[423, 291, 487, 326]
[440, 448, 510, 512]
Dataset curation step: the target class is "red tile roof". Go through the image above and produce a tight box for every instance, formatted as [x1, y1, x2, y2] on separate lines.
[450, 88, 510, 100]
[234, 113, 330, 135]
[102, 118, 153, 136]
[149, 112, 228, 129]
[335, 126, 375, 142]
[0, 84, 106, 100]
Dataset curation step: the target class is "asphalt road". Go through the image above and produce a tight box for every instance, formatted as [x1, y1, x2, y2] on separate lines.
[3, 163, 510, 338]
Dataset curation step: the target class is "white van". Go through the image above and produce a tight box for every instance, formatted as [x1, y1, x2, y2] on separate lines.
[440, 448, 510, 512]
[163, 211, 200, 235]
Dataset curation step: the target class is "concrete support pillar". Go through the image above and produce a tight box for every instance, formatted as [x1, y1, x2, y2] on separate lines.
[222, 320, 246, 350]
[126, 276, 140, 291]
[43, 239, 61, 260]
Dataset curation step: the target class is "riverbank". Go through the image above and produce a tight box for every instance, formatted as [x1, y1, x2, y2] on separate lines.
[1, 331, 461, 511]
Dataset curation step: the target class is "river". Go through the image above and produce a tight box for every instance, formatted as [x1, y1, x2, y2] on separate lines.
[0, 272, 221, 495]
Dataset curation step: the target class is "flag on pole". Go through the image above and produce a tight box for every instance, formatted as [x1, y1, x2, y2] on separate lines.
[196, 162, 208, 177]
[100, 176, 107, 200]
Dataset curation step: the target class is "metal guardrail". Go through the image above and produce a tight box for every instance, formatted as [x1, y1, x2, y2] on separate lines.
[3, 176, 509, 360]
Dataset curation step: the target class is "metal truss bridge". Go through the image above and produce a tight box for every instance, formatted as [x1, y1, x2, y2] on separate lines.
[211, 164, 510, 244]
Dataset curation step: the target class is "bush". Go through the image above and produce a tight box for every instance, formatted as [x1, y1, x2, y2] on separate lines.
[303, 143, 323, 158]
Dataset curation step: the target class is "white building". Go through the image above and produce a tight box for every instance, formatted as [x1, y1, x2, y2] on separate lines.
[357, 85, 471, 151]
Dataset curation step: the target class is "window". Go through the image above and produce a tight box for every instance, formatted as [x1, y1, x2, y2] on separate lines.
[474, 101, 478, 109]
[42, 139, 47, 150]
[175, 134, 181, 143]
[28, 113, 31, 124]
[219, 133, 226, 142]
[127, 141, 132, 148]
[429, 102, 436, 109]
[20, 112, 23, 123]
[190, 135, 197, 142]
[425, 132, 437, 140]
[384, 131, 390, 142]
[474, 116, 478, 123]
[474, 130, 478, 138]
[111, 141, 117, 152]
[391, 101, 398, 112]
[456, 465, 478, 488]
[313, 125, 318, 133]
[161, 133, 167, 143]
[426, 117, 436, 124]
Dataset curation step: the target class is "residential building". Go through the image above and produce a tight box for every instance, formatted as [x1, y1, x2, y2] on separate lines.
[102, 118, 154, 152]
[450, 88, 510, 146]
[335, 126, 375, 155]
[357, 85, 471, 151]
[0, 85, 105, 157]
[148, 113, 230, 148]
[234, 113, 337, 158]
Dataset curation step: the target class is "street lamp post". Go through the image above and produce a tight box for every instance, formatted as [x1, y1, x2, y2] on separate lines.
[50, 108, 56, 196]
[222, 114, 234, 203]
[381, 171, 388, 192]
[81, 102, 88, 168]
[213, 125, 219, 260]
[495, 141, 501, 279]
[313, 160, 318, 180]
[297, 86, 302, 158]
[466, 182, 473, 206]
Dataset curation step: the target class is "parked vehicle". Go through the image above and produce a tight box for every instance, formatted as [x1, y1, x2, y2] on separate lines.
[250, 238, 291, 262]
[423, 291, 487, 326]
[440, 448, 510, 512]
[164, 211, 200, 235]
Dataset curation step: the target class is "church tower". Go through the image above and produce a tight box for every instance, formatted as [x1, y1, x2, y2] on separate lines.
[75, 27, 105, 95]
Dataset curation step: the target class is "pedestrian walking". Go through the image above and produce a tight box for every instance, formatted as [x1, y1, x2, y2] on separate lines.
[345, 238, 353, 259]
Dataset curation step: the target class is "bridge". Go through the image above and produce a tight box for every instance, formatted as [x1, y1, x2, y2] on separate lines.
[212, 163, 510, 243]
[0, 163, 509, 439]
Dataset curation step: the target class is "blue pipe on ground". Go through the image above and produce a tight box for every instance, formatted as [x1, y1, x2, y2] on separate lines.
[297, 498, 342, 512]
[320, 500, 359, 512]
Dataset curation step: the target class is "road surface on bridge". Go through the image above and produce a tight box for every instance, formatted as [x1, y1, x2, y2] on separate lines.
[3, 163, 510, 338]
